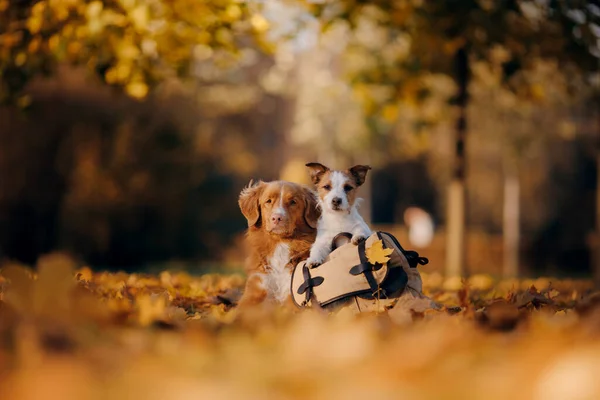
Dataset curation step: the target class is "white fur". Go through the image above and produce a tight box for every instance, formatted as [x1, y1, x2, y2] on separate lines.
[259, 243, 292, 303]
[306, 172, 372, 266]
[322, 171, 351, 212]
[272, 186, 287, 219]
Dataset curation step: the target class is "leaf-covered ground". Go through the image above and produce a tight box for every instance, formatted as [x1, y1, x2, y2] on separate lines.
[1, 253, 600, 400]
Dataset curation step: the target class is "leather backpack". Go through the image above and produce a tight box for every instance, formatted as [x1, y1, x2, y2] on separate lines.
[291, 231, 428, 310]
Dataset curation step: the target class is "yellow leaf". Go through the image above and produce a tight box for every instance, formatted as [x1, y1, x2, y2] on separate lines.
[250, 14, 270, 33]
[14, 52, 27, 67]
[55, 6, 69, 22]
[33, 252, 77, 317]
[107, 62, 132, 83]
[136, 294, 166, 327]
[26, 16, 42, 34]
[196, 31, 212, 44]
[530, 83, 545, 100]
[67, 41, 82, 57]
[48, 35, 60, 51]
[0, 264, 34, 313]
[548, 289, 560, 299]
[28, 37, 41, 53]
[215, 28, 233, 46]
[193, 44, 213, 61]
[468, 274, 494, 291]
[76, 266, 93, 282]
[126, 81, 149, 99]
[86, 1, 103, 19]
[381, 104, 398, 123]
[130, 5, 148, 31]
[365, 239, 393, 265]
[224, 5, 242, 22]
[117, 42, 140, 60]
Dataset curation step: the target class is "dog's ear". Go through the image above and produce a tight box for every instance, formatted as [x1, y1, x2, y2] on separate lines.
[302, 186, 320, 229]
[348, 165, 371, 186]
[239, 180, 265, 228]
[305, 162, 329, 185]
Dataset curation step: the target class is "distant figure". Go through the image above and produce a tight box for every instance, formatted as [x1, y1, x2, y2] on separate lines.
[403, 207, 434, 248]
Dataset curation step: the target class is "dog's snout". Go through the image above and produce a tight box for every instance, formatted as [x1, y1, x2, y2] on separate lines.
[332, 197, 342, 207]
[271, 213, 284, 224]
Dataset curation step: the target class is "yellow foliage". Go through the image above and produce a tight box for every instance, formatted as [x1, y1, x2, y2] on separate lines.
[381, 103, 398, 123]
[75, 266, 93, 282]
[14, 52, 27, 67]
[250, 14, 270, 33]
[26, 16, 43, 35]
[530, 83, 545, 100]
[225, 4, 242, 21]
[86, 1, 103, 18]
[1, 0, 270, 101]
[130, 5, 149, 31]
[365, 239, 394, 265]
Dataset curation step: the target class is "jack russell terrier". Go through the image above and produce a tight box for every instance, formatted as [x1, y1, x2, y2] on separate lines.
[304, 162, 372, 268]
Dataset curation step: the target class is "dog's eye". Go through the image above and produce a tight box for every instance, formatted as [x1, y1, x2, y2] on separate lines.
[265, 199, 272, 204]
[323, 185, 331, 191]
[290, 199, 297, 205]
[344, 185, 353, 192]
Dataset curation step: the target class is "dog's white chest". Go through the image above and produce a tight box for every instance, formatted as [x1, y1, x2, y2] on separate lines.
[263, 243, 292, 303]
[319, 210, 364, 233]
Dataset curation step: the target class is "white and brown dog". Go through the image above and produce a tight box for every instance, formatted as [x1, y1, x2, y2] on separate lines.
[305, 163, 372, 268]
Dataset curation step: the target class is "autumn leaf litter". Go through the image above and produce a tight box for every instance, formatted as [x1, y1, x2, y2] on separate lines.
[1, 253, 600, 399]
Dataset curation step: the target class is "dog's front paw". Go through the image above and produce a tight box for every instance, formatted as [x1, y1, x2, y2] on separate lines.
[351, 235, 366, 245]
[305, 258, 322, 269]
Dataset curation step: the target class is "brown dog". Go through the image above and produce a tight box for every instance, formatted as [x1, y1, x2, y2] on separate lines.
[237, 180, 319, 308]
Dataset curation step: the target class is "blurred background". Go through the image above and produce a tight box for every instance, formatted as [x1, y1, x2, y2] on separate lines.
[0, 0, 599, 279]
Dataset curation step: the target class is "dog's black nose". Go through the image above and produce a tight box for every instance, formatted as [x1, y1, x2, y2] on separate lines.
[332, 197, 342, 207]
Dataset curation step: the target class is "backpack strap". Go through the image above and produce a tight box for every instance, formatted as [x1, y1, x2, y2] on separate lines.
[331, 232, 352, 251]
[349, 235, 387, 298]
[404, 250, 429, 269]
[297, 264, 324, 306]
[380, 231, 429, 268]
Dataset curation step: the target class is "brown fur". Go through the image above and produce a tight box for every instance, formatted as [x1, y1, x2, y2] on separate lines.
[238, 181, 319, 307]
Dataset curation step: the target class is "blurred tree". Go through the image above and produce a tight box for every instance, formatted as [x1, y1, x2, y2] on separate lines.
[0, 0, 297, 269]
[306, 0, 599, 277]
[468, 57, 592, 277]
[0, 62, 291, 268]
[0, 0, 271, 104]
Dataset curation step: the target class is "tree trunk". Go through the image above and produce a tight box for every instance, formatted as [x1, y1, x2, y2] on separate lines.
[503, 168, 520, 279]
[446, 180, 465, 277]
[594, 148, 600, 286]
[591, 67, 600, 286]
[445, 47, 470, 278]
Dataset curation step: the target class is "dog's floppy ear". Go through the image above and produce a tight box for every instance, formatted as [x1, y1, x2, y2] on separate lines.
[305, 162, 329, 185]
[239, 180, 265, 228]
[348, 165, 371, 186]
[302, 186, 320, 229]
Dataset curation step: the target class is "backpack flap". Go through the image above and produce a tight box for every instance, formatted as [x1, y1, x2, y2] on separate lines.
[378, 231, 426, 294]
[291, 233, 391, 307]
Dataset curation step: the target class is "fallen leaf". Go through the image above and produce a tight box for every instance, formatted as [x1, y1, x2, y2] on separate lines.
[365, 239, 394, 265]
[477, 300, 522, 331]
[136, 294, 167, 327]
